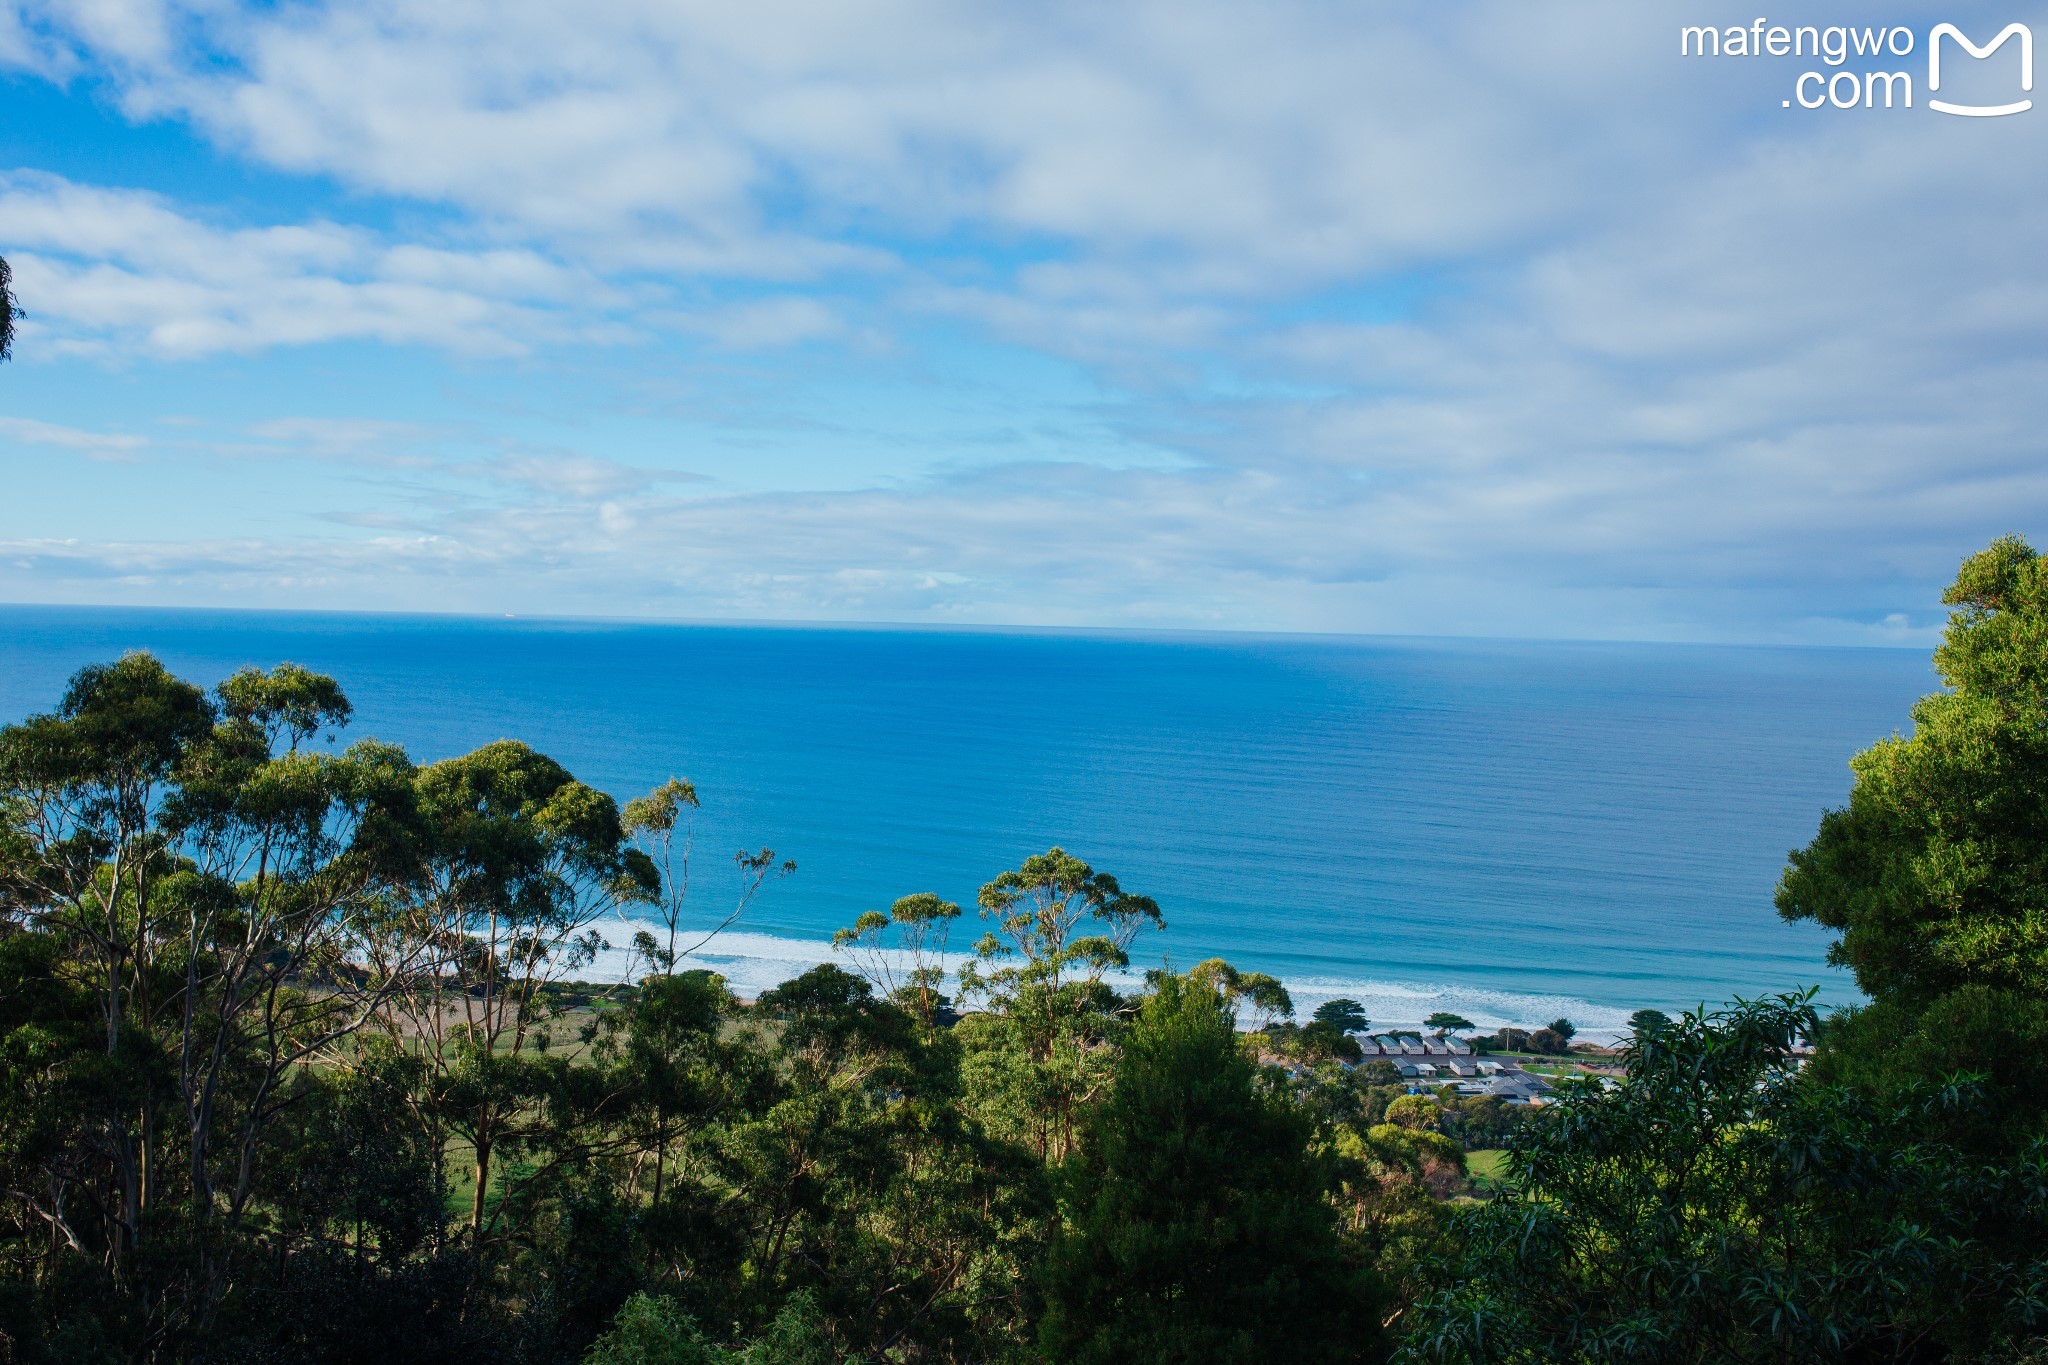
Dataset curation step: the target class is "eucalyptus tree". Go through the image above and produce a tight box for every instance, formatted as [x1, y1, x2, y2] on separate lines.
[831, 891, 961, 1025]
[741, 965, 1039, 1359]
[589, 968, 750, 1211]
[955, 847, 1161, 1161]
[1187, 956, 1293, 1031]
[585, 1289, 836, 1365]
[740, 967, 926, 1298]
[622, 777, 700, 974]
[0, 655, 423, 1337]
[376, 740, 659, 1240]
[957, 846, 1161, 1036]
[0, 654, 212, 1062]
[155, 665, 421, 1314]
[622, 777, 794, 976]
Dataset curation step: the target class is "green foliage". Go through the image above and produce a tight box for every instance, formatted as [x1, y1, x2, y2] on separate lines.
[1400, 993, 2048, 1363]
[829, 891, 960, 1025]
[585, 1291, 726, 1365]
[730, 1293, 838, 1365]
[622, 778, 699, 838]
[1314, 997, 1370, 1033]
[1779, 535, 2048, 1006]
[275, 1046, 442, 1263]
[1805, 984, 2048, 1152]
[956, 847, 1161, 1162]
[725, 962, 1042, 1359]
[1397, 539, 2048, 1364]
[1187, 957, 1293, 1030]
[1423, 1012, 1473, 1036]
[959, 846, 1160, 1027]
[1039, 973, 1388, 1364]
[755, 962, 907, 1058]
[1382, 1094, 1441, 1130]
[1625, 1007, 1669, 1037]
[622, 776, 794, 977]
[1430, 1094, 1525, 1152]
[1297, 1018, 1365, 1063]
[0, 659, 1018, 1360]
[584, 1292, 839, 1365]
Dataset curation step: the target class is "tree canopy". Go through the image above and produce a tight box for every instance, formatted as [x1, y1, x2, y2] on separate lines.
[1780, 536, 2048, 1138]
[1401, 993, 2048, 1363]
[1039, 973, 1385, 1364]
[1313, 997, 1370, 1033]
[1399, 537, 2048, 1362]
[1780, 535, 2048, 1006]
[1626, 1007, 1670, 1037]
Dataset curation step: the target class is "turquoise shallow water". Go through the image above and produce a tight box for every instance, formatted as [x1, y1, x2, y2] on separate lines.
[0, 606, 1933, 1035]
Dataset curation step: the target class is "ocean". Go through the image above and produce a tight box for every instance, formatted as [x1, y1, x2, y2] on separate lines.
[0, 605, 1934, 1038]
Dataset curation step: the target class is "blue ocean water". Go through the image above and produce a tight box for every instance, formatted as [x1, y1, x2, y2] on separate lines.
[0, 606, 1934, 1035]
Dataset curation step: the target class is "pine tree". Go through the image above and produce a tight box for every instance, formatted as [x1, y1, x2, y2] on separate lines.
[1039, 972, 1386, 1364]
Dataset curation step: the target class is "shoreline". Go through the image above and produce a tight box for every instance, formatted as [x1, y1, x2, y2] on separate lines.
[593, 922, 1665, 1045]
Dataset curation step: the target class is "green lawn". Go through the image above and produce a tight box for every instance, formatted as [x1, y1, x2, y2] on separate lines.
[1467, 1149, 1510, 1191]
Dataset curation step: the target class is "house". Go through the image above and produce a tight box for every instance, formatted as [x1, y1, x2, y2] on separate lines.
[1482, 1070, 1554, 1104]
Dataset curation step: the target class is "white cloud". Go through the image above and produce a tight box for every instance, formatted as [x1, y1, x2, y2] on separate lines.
[0, 435, 1993, 642]
[0, 416, 148, 460]
[8, 1, 1732, 282]
[3, 0, 2047, 638]
[474, 453, 700, 500]
[0, 172, 588, 357]
[670, 296, 845, 350]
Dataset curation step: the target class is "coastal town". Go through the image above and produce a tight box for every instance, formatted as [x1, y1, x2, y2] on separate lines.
[1348, 1033, 1559, 1103]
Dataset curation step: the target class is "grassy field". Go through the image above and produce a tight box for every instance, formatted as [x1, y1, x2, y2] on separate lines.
[1467, 1149, 1510, 1192]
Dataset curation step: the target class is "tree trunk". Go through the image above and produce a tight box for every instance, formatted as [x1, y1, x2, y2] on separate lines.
[470, 1136, 492, 1240]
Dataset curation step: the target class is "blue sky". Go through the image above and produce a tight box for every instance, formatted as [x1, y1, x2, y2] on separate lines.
[3, 0, 2046, 643]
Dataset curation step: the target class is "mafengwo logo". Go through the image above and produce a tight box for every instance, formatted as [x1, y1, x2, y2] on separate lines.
[1680, 20, 2032, 113]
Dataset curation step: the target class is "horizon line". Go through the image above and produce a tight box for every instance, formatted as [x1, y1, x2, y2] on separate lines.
[0, 597, 1939, 654]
